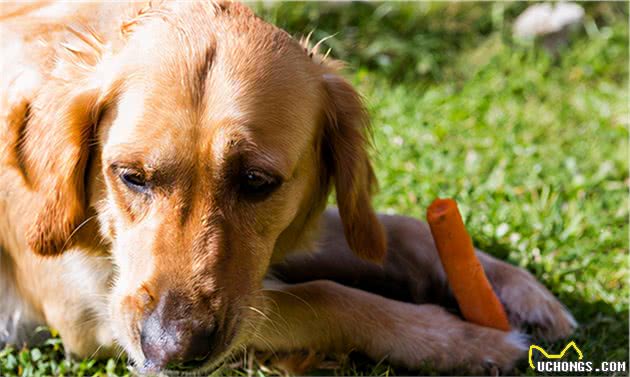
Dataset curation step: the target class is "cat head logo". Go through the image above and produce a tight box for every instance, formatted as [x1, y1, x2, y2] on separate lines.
[528, 341, 584, 369]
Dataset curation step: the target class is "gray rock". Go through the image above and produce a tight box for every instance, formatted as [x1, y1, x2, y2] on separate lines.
[513, 2, 585, 52]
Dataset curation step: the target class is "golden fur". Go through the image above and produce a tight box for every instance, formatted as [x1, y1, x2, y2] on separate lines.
[0, 1, 575, 374]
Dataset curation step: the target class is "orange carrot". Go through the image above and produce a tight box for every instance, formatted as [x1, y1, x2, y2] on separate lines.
[427, 198, 510, 331]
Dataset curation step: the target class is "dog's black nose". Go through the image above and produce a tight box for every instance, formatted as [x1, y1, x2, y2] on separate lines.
[140, 290, 216, 371]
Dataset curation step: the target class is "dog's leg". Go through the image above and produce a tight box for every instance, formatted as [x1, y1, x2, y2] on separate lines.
[248, 279, 527, 374]
[0, 246, 43, 348]
[271, 209, 576, 341]
[475, 252, 577, 340]
[0, 244, 115, 358]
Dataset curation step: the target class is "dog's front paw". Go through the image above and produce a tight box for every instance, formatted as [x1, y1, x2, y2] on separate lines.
[382, 305, 528, 375]
[463, 328, 529, 375]
[452, 328, 528, 376]
[492, 265, 576, 341]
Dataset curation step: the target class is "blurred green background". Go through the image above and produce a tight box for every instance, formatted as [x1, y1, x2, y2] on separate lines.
[1, 2, 628, 376]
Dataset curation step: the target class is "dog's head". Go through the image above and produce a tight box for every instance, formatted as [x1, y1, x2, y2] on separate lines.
[20, 1, 386, 372]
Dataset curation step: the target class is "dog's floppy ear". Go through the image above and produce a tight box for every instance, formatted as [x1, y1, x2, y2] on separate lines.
[20, 26, 111, 256]
[321, 73, 387, 263]
[23, 90, 101, 256]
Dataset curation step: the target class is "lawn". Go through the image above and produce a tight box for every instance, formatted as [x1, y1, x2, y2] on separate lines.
[1, 2, 628, 376]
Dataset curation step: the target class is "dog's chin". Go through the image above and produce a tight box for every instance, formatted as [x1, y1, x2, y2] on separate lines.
[133, 348, 234, 376]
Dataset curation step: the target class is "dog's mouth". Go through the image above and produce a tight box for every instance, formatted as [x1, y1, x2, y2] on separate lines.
[162, 341, 236, 376]
[138, 345, 227, 375]
[166, 356, 212, 372]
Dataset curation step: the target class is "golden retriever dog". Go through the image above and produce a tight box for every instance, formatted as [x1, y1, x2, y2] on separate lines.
[0, 1, 576, 374]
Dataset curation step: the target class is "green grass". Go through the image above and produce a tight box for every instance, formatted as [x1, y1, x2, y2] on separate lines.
[2, 2, 628, 376]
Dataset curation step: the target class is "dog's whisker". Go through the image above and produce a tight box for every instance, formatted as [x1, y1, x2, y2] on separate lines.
[243, 325, 277, 362]
[88, 343, 105, 360]
[114, 345, 126, 365]
[60, 214, 98, 252]
[243, 296, 291, 335]
[72, 314, 108, 329]
[260, 288, 319, 320]
[242, 305, 286, 340]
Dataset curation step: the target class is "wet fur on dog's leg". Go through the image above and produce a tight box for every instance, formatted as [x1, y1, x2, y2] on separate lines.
[271, 209, 576, 341]
[250, 279, 527, 374]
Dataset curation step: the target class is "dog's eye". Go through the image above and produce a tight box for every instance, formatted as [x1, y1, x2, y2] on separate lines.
[239, 168, 281, 199]
[119, 171, 149, 193]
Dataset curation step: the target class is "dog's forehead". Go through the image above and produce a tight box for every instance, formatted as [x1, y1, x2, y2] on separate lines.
[105, 3, 323, 174]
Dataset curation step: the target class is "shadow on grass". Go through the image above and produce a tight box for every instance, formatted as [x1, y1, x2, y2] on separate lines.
[475, 240, 629, 376]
